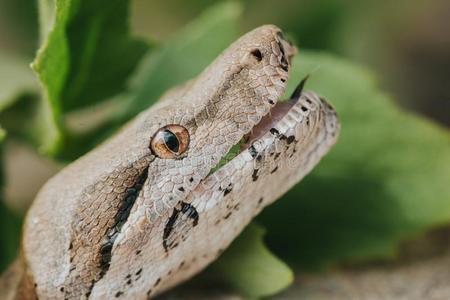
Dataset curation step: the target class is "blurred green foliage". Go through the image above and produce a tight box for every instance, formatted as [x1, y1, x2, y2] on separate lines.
[0, 133, 22, 272]
[260, 52, 450, 269]
[31, 0, 148, 156]
[0, 0, 449, 297]
[119, 1, 242, 121]
[209, 224, 294, 298]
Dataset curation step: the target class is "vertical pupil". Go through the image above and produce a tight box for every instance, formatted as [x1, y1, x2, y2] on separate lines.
[162, 130, 179, 153]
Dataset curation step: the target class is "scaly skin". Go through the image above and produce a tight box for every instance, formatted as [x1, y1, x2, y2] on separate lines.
[3, 25, 339, 299]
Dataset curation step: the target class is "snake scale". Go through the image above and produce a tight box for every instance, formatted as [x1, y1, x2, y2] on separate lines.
[0, 25, 340, 299]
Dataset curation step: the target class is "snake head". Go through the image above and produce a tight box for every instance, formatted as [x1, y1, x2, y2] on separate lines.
[22, 25, 339, 299]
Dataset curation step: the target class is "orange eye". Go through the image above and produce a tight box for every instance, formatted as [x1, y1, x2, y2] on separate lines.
[150, 125, 190, 158]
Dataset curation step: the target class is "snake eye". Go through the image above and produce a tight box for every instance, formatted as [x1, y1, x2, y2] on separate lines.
[150, 125, 190, 158]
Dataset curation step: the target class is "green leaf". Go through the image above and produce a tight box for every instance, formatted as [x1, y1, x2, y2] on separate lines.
[0, 129, 22, 273]
[259, 51, 450, 270]
[0, 201, 22, 273]
[118, 1, 243, 121]
[209, 223, 293, 298]
[0, 52, 28, 269]
[31, 0, 148, 155]
[55, 1, 243, 161]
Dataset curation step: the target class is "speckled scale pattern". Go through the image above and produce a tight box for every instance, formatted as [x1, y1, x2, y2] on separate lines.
[17, 25, 340, 299]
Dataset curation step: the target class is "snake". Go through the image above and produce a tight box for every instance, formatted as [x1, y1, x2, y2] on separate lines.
[0, 25, 340, 299]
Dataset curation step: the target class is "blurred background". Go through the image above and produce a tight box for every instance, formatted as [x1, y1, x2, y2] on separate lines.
[0, 0, 449, 297]
[1, 0, 449, 212]
[2, 0, 449, 126]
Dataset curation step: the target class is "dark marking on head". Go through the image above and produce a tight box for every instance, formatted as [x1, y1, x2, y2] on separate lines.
[280, 62, 289, 72]
[252, 169, 259, 181]
[234, 203, 240, 210]
[136, 250, 141, 255]
[98, 168, 149, 278]
[223, 186, 232, 196]
[99, 242, 113, 271]
[189, 177, 194, 182]
[286, 136, 295, 144]
[248, 145, 258, 158]
[154, 278, 161, 286]
[178, 186, 185, 192]
[279, 134, 287, 141]
[179, 261, 185, 269]
[271, 166, 279, 174]
[256, 154, 262, 162]
[268, 99, 275, 105]
[136, 268, 142, 276]
[126, 279, 132, 285]
[276, 33, 289, 72]
[274, 152, 281, 160]
[115, 291, 123, 297]
[306, 117, 310, 126]
[163, 202, 199, 252]
[68, 242, 73, 250]
[258, 197, 264, 205]
[301, 106, 308, 112]
[270, 128, 279, 135]
[224, 212, 232, 219]
[60, 287, 65, 292]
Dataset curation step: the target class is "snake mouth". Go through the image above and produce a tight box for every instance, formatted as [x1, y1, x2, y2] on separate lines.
[242, 76, 311, 147]
[209, 78, 308, 174]
[242, 90, 302, 149]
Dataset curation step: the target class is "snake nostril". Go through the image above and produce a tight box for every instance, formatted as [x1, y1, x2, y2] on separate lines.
[250, 49, 263, 61]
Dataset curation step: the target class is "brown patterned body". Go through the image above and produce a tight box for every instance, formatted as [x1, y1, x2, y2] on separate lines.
[6, 25, 339, 299]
